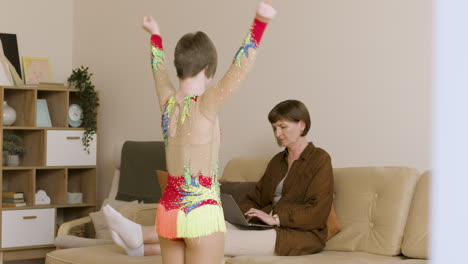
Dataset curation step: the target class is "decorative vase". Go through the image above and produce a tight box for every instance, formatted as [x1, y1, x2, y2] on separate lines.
[3, 101, 16, 126]
[6, 154, 19, 167]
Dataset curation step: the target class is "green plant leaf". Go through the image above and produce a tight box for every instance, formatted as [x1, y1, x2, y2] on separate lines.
[68, 66, 99, 153]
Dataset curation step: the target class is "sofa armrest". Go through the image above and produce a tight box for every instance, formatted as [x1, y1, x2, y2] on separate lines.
[119, 203, 158, 226]
[57, 216, 93, 237]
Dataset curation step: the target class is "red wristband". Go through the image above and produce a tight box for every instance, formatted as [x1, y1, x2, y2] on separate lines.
[151, 34, 163, 50]
[251, 19, 268, 46]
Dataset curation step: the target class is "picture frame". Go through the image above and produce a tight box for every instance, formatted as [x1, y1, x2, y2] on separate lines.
[0, 39, 13, 86]
[22, 56, 52, 84]
[6, 58, 23, 85]
[36, 99, 52, 127]
[0, 33, 22, 79]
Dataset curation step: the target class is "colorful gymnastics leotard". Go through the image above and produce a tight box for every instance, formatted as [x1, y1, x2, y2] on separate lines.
[151, 17, 268, 240]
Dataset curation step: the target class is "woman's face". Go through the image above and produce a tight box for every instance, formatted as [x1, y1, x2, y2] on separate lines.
[271, 119, 305, 147]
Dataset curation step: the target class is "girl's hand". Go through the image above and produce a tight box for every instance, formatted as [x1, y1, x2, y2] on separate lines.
[256, 0, 277, 22]
[142, 15, 160, 35]
[244, 208, 277, 226]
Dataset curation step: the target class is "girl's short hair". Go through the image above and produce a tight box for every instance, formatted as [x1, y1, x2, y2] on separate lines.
[268, 100, 311, 136]
[174, 31, 217, 80]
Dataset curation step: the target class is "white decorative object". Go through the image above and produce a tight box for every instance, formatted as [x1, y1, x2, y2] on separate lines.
[35, 190, 51, 205]
[67, 192, 83, 204]
[6, 154, 19, 167]
[68, 104, 83, 127]
[3, 101, 16, 126]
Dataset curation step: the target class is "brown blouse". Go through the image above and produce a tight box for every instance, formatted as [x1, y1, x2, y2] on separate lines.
[240, 142, 333, 256]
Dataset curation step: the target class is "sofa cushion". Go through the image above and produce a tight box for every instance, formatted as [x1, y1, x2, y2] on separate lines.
[325, 167, 420, 256]
[89, 198, 138, 240]
[401, 171, 430, 259]
[225, 250, 420, 264]
[220, 181, 257, 205]
[119, 204, 158, 226]
[155, 170, 168, 190]
[327, 203, 341, 240]
[89, 210, 111, 240]
[222, 157, 270, 182]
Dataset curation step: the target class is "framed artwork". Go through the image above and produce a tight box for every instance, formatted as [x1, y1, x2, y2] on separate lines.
[0, 39, 13, 86]
[36, 99, 52, 127]
[22, 56, 52, 84]
[0, 33, 22, 79]
[6, 59, 23, 85]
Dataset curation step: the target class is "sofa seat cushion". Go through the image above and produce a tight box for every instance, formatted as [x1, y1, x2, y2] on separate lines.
[46, 244, 230, 264]
[325, 167, 420, 256]
[46, 244, 163, 264]
[225, 250, 428, 264]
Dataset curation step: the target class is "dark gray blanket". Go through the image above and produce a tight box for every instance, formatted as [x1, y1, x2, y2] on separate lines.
[116, 141, 166, 203]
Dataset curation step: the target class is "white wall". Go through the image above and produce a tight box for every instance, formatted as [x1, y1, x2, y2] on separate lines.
[72, 0, 432, 203]
[0, 0, 73, 83]
[432, 1, 468, 263]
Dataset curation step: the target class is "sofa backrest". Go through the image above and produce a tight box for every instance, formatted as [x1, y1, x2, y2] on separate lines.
[222, 158, 424, 257]
[401, 170, 430, 259]
[222, 157, 270, 182]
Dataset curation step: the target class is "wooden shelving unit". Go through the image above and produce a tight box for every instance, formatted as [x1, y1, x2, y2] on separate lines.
[0, 84, 98, 263]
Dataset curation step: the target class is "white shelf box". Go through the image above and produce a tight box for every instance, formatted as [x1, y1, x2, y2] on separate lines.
[46, 130, 97, 166]
[1, 209, 55, 248]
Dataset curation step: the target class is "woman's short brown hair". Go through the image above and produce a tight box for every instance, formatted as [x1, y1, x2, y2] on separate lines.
[268, 100, 311, 136]
[174, 31, 217, 80]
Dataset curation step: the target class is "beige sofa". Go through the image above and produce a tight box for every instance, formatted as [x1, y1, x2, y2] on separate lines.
[46, 156, 430, 264]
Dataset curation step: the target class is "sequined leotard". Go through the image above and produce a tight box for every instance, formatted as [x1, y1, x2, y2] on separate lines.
[151, 18, 268, 239]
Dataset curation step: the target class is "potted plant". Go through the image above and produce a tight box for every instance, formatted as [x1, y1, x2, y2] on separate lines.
[3, 134, 27, 166]
[67, 66, 100, 153]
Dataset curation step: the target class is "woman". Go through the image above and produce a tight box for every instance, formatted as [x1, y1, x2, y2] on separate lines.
[104, 100, 334, 257]
[238, 99, 334, 256]
[104, 1, 276, 263]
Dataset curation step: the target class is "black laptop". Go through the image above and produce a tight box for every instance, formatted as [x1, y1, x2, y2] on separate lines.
[221, 193, 274, 229]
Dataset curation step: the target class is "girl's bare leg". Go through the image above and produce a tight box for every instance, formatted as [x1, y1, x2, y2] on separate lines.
[144, 243, 161, 256]
[185, 232, 224, 264]
[142, 225, 160, 243]
[160, 237, 185, 264]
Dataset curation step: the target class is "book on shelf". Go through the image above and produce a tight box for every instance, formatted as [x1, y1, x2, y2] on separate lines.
[2, 198, 25, 203]
[2, 192, 24, 199]
[38, 82, 66, 88]
[38, 82, 64, 86]
[2, 202, 26, 207]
